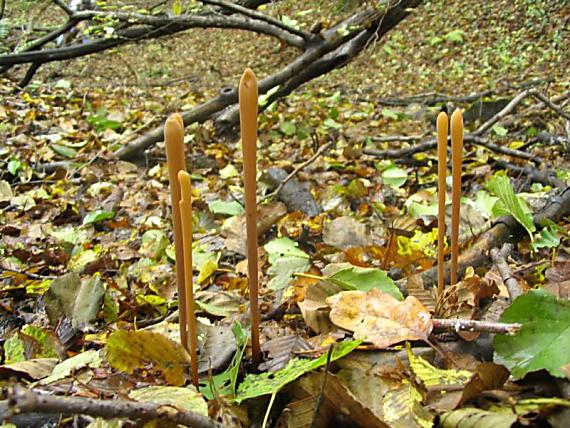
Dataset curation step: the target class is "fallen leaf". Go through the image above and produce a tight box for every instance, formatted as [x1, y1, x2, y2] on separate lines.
[326, 289, 433, 348]
[40, 349, 102, 385]
[323, 216, 369, 250]
[129, 385, 207, 416]
[494, 289, 570, 379]
[105, 330, 191, 386]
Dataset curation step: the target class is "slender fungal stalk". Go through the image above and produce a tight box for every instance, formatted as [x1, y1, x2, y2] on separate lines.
[450, 109, 464, 285]
[164, 114, 188, 349]
[178, 170, 199, 387]
[239, 68, 261, 365]
[436, 111, 448, 296]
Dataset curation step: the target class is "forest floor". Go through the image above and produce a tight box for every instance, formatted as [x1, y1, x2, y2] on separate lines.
[1, 0, 570, 427]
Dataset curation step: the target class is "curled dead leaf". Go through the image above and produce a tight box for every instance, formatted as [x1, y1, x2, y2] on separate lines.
[326, 289, 433, 348]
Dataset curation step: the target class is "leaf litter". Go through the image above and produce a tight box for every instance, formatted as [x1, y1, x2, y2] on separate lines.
[1, 0, 570, 426]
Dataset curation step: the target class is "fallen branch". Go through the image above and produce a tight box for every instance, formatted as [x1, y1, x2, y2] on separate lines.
[493, 158, 566, 189]
[432, 318, 521, 336]
[115, 1, 422, 160]
[399, 185, 570, 291]
[7, 386, 223, 428]
[362, 134, 540, 163]
[490, 243, 524, 301]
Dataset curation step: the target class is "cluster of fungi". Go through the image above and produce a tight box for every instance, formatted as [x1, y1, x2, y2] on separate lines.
[165, 68, 465, 383]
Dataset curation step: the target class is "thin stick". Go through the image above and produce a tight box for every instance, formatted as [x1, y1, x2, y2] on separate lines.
[436, 112, 448, 296]
[261, 141, 333, 202]
[178, 170, 199, 387]
[432, 318, 521, 335]
[8, 385, 222, 428]
[450, 110, 463, 286]
[239, 68, 261, 365]
[164, 114, 188, 350]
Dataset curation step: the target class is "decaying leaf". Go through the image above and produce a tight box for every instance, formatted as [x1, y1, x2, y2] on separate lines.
[129, 385, 208, 416]
[105, 330, 191, 386]
[45, 272, 105, 330]
[383, 380, 433, 428]
[440, 407, 517, 428]
[0, 358, 58, 380]
[326, 289, 433, 348]
[323, 216, 370, 250]
[40, 349, 102, 385]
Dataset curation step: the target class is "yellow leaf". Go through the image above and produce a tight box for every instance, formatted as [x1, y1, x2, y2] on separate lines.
[197, 258, 218, 283]
[129, 386, 207, 416]
[406, 343, 472, 387]
[105, 330, 191, 386]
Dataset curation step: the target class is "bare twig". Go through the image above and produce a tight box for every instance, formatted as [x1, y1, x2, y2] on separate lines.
[261, 141, 333, 202]
[493, 158, 566, 189]
[473, 89, 532, 136]
[52, 0, 74, 16]
[529, 91, 570, 121]
[432, 318, 521, 335]
[371, 134, 424, 142]
[363, 134, 541, 163]
[1, 268, 57, 280]
[491, 243, 524, 301]
[200, 0, 312, 41]
[7, 386, 223, 428]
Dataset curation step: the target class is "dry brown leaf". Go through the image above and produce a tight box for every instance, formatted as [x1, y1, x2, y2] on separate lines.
[326, 289, 433, 348]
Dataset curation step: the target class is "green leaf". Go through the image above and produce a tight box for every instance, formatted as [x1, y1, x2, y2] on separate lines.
[200, 322, 247, 400]
[281, 15, 300, 30]
[444, 29, 465, 44]
[208, 200, 244, 216]
[531, 225, 561, 251]
[40, 349, 102, 385]
[280, 121, 296, 136]
[429, 36, 443, 46]
[259, 86, 280, 107]
[472, 190, 498, 219]
[406, 201, 438, 219]
[7, 158, 22, 175]
[265, 237, 311, 290]
[83, 209, 115, 225]
[328, 266, 403, 300]
[382, 165, 408, 188]
[88, 109, 121, 132]
[265, 237, 309, 264]
[323, 118, 342, 129]
[486, 175, 535, 239]
[267, 256, 311, 290]
[140, 229, 169, 260]
[21, 325, 57, 358]
[51, 143, 78, 159]
[4, 334, 25, 364]
[381, 108, 399, 120]
[219, 163, 238, 179]
[494, 289, 570, 379]
[492, 124, 508, 136]
[235, 340, 360, 403]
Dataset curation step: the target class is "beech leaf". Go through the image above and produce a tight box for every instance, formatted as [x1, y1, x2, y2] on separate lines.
[326, 289, 433, 348]
[105, 330, 191, 386]
[494, 289, 570, 379]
